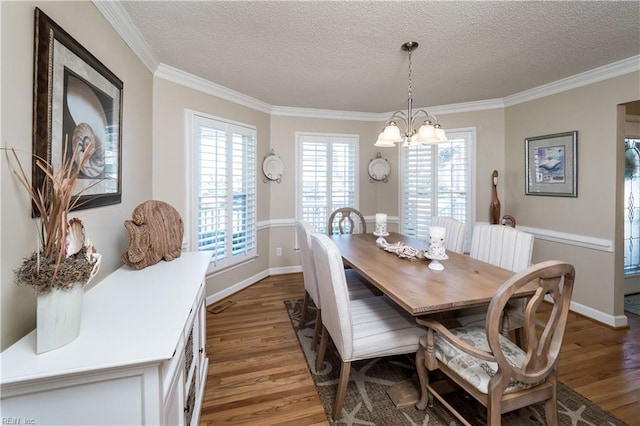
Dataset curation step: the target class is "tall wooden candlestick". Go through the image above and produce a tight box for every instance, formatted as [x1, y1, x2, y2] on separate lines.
[490, 170, 501, 224]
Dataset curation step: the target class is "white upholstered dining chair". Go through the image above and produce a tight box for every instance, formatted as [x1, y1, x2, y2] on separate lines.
[295, 221, 375, 349]
[415, 261, 575, 425]
[431, 216, 466, 254]
[469, 223, 534, 272]
[310, 233, 424, 420]
[457, 223, 535, 341]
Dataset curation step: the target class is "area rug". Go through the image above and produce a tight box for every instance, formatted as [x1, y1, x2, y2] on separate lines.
[285, 299, 628, 426]
[624, 293, 640, 316]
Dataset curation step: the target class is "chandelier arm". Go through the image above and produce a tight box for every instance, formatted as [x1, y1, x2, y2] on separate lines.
[411, 109, 433, 123]
[387, 111, 409, 127]
[427, 112, 440, 125]
[413, 110, 443, 125]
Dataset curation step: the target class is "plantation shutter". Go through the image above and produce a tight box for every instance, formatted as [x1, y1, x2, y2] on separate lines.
[400, 129, 472, 244]
[297, 133, 358, 234]
[192, 113, 256, 271]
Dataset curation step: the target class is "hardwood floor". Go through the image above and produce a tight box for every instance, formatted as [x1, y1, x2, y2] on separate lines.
[200, 273, 328, 426]
[200, 273, 639, 425]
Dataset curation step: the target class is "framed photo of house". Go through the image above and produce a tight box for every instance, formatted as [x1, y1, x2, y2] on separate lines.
[32, 7, 123, 214]
[525, 131, 577, 197]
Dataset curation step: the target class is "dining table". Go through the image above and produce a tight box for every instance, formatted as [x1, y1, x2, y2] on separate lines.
[329, 231, 538, 408]
[329, 232, 537, 317]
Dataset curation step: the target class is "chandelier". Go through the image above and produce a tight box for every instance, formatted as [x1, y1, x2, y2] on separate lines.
[375, 41, 447, 147]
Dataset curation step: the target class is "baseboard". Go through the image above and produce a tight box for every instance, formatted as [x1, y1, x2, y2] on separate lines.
[541, 294, 628, 328]
[206, 266, 302, 305]
[569, 299, 628, 328]
[206, 270, 269, 305]
[269, 265, 303, 275]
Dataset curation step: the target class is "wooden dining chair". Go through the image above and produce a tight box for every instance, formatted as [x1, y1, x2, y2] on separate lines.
[501, 215, 516, 228]
[295, 221, 376, 349]
[415, 260, 575, 426]
[456, 223, 534, 340]
[431, 216, 466, 254]
[327, 207, 367, 235]
[310, 233, 424, 420]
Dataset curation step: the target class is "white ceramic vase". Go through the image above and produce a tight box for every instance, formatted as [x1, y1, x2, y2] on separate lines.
[35, 254, 101, 354]
[36, 282, 84, 354]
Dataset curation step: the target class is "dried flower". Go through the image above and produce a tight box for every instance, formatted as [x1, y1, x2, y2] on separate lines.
[5, 139, 101, 294]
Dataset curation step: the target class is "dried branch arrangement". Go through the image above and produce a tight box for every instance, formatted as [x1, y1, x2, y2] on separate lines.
[376, 237, 426, 261]
[6, 141, 101, 294]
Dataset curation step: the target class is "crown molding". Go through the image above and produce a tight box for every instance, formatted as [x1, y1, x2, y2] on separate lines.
[153, 55, 637, 120]
[422, 98, 506, 116]
[504, 55, 640, 107]
[96, 3, 639, 119]
[92, 0, 159, 73]
[270, 99, 506, 122]
[270, 106, 381, 121]
[155, 64, 272, 114]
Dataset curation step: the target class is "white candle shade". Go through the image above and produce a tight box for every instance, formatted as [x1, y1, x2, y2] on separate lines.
[375, 213, 388, 236]
[429, 226, 445, 240]
[427, 226, 447, 258]
[375, 213, 387, 225]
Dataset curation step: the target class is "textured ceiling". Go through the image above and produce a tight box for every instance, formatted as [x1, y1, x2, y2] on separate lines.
[118, 1, 640, 113]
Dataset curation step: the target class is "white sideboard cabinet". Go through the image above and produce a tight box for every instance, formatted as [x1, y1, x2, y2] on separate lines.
[0, 251, 212, 425]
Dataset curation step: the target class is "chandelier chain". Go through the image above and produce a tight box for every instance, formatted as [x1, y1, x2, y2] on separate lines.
[407, 48, 413, 102]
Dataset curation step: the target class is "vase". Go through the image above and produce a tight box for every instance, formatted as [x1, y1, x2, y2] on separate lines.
[490, 170, 501, 224]
[36, 282, 84, 354]
[35, 253, 101, 354]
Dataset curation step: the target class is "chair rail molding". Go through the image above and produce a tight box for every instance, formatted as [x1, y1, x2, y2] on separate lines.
[517, 225, 613, 252]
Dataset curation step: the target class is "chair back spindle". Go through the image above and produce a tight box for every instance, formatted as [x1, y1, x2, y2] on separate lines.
[328, 207, 367, 235]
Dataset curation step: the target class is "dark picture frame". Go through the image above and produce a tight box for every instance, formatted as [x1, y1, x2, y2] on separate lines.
[525, 131, 577, 197]
[33, 7, 123, 214]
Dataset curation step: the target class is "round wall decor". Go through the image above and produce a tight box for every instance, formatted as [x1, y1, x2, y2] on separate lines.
[262, 151, 284, 183]
[368, 153, 391, 183]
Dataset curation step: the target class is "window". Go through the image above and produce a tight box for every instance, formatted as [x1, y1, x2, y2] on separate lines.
[624, 137, 640, 275]
[188, 111, 256, 272]
[296, 133, 358, 234]
[400, 128, 474, 245]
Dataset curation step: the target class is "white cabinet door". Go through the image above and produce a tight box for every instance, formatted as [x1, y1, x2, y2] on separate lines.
[163, 355, 185, 426]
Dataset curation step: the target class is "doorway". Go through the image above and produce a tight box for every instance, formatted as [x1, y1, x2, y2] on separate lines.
[623, 100, 640, 314]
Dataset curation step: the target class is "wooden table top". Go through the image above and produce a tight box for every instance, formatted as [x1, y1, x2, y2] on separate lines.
[329, 232, 536, 316]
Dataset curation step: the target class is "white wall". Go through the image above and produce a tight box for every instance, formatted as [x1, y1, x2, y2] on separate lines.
[1, 1, 153, 349]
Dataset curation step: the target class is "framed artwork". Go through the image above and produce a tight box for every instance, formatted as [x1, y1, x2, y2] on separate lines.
[525, 131, 577, 197]
[32, 7, 123, 214]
